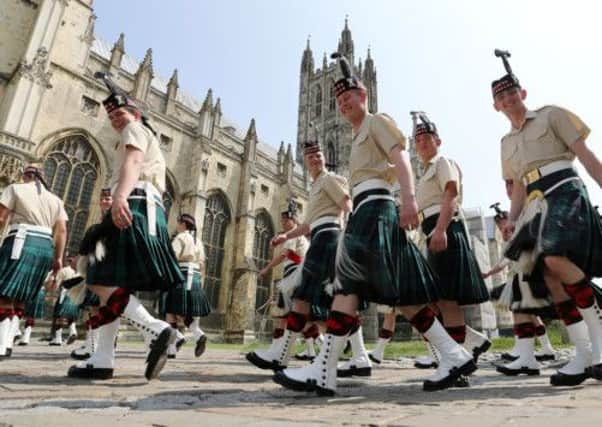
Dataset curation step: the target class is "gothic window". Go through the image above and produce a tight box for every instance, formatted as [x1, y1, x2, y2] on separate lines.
[329, 84, 336, 112]
[326, 141, 337, 172]
[43, 135, 100, 255]
[163, 176, 176, 220]
[314, 85, 322, 118]
[202, 192, 231, 309]
[253, 211, 275, 310]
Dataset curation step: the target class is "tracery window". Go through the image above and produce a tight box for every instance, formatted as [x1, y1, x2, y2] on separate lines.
[253, 212, 274, 310]
[43, 135, 100, 255]
[326, 141, 337, 173]
[314, 85, 322, 118]
[202, 192, 231, 309]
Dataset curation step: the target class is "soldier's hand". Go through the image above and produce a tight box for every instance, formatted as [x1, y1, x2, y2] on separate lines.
[429, 228, 447, 253]
[52, 257, 62, 275]
[45, 276, 58, 292]
[111, 196, 133, 229]
[271, 234, 287, 247]
[399, 199, 419, 230]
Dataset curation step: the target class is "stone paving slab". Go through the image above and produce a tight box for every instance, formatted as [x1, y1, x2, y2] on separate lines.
[1, 342, 602, 426]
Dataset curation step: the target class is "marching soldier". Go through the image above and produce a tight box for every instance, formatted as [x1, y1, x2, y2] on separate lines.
[71, 188, 110, 360]
[413, 113, 491, 375]
[247, 134, 352, 374]
[67, 73, 184, 380]
[246, 202, 314, 363]
[274, 53, 475, 395]
[0, 164, 68, 358]
[492, 49, 602, 385]
[164, 213, 211, 358]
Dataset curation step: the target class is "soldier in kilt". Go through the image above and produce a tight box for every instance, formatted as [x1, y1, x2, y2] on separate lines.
[413, 114, 492, 379]
[163, 213, 211, 359]
[248, 203, 319, 362]
[71, 188, 110, 361]
[67, 73, 184, 381]
[274, 54, 476, 396]
[0, 165, 68, 359]
[492, 50, 602, 386]
[18, 285, 47, 346]
[49, 255, 81, 346]
[249, 137, 353, 376]
[484, 204, 558, 377]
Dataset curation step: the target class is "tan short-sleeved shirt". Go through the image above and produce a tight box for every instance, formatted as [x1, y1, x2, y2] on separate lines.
[304, 170, 349, 225]
[0, 182, 68, 228]
[172, 231, 205, 266]
[55, 265, 77, 287]
[349, 113, 407, 188]
[501, 106, 590, 181]
[280, 234, 309, 259]
[416, 155, 462, 210]
[111, 121, 166, 193]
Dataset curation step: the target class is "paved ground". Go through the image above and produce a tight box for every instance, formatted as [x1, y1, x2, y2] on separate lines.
[1, 341, 602, 427]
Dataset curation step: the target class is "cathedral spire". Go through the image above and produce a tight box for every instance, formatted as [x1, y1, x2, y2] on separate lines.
[109, 33, 125, 72]
[301, 35, 314, 73]
[200, 88, 213, 113]
[337, 16, 354, 64]
[133, 48, 154, 101]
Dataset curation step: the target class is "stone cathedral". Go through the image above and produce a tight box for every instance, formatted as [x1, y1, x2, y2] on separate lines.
[0, 0, 385, 341]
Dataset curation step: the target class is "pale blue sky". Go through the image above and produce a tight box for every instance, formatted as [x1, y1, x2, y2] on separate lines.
[93, 0, 602, 211]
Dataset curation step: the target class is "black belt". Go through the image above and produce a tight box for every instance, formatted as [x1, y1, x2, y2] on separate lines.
[352, 188, 392, 207]
[310, 222, 340, 239]
[283, 264, 297, 278]
[526, 168, 578, 196]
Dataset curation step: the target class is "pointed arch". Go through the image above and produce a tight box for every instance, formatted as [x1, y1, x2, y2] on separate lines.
[314, 84, 322, 118]
[41, 134, 101, 254]
[202, 190, 232, 309]
[253, 209, 275, 310]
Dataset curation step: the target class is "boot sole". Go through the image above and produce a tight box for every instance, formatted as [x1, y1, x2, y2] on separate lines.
[535, 354, 556, 362]
[501, 353, 519, 362]
[272, 371, 335, 396]
[590, 364, 602, 381]
[245, 352, 285, 371]
[472, 340, 492, 363]
[145, 328, 175, 380]
[294, 355, 315, 361]
[368, 354, 382, 364]
[17, 343, 29, 346]
[68, 365, 114, 380]
[550, 371, 590, 386]
[337, 366, 372, 377]
[195, 335, 207, 358]
[414, 361, 438, 369]
[496, 366, 540, 376]
[70, 351, 91, 361]
[423, 360, 477, 392]
[175, 337, 186, 351]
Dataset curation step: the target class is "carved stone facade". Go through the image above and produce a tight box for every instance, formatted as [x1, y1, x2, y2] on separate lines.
[0, 0, 309, 342]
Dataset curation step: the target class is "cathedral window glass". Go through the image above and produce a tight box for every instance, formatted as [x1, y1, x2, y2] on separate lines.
[314, 85, 322, 118]
[202, 192, 231, 309]
[326, 141, 337, 172]
[253, 212, 275, 310]
[43, 135, 100, 254]
[329, 84, 336, 112]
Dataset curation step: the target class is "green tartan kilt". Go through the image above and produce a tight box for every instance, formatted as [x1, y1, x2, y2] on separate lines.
[533, 179, 602, 279]
[422, 216, 489, 306]
[53, 294, 81, 319]
[0, 234, 53, 303]
[336, 199, 440, 307]
[86, 196, 185, 291]
[25, 288, 47, 319]
[80, 289, 100, 308]
[292, 228, 338, 315]
[163, 266, 211, 317]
